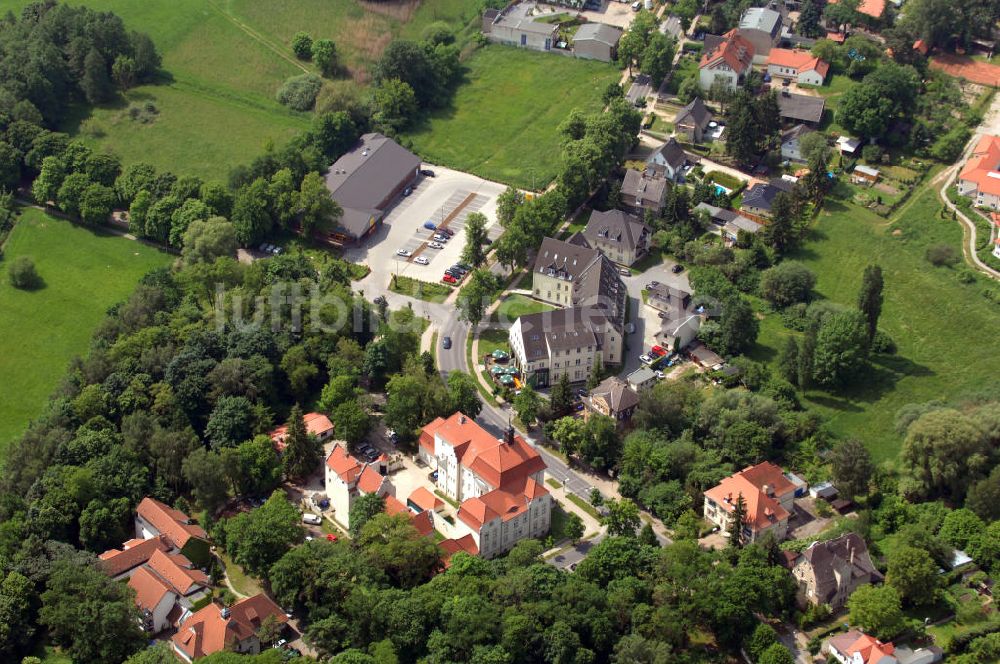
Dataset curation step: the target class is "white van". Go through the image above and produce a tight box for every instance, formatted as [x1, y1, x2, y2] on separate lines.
[302, 513, 321, 525]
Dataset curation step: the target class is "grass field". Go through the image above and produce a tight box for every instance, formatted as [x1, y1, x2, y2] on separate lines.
[750, 186, 1000, 462]
[495, 294, 556, 321]
[389, 274, 453, 302]
[0, 209, 170, 452]
[404, 46, 620, 189]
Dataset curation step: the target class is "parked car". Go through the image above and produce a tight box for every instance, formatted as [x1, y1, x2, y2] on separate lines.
[625, 322, 636, 334]
[423, 221, 437, 230]
[442, 336, 452, 350]
[654, 370, 665, 379]
[258, 243, 269, 252]
[403, 186, 412, 196]
[442, 274, 457, 284]
[302, 513, 321, 525]
[414, 256, 429, 265]
[304, 536, 314, 542]
[651, 345, 666, 355]
[646, 281, 660, 289]
[428, 242, 444, 249]
[639, 354, 653, 365]
[631, 1, 641, 10]
[420, 169, 435, 177]
[650, 348, 666, 357]
[445, 269, 462, 279]
[396, 249, 412, 257]
[457, 263, 471, 271]
[438, 227, 454, 236]
[450, 265, 468, 275]
[672, 264, 684, 274]
[619, 267, 630, 276]
[433, 234, 448, 242]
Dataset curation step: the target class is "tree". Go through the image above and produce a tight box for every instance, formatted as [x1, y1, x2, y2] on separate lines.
[81, 48, 113, 105]
[205, 395, 256, 448]
[282, 405, 321, 480]
[318, 375, 359, 413]
[57, 172, 90, 218]
[564, 512, 585, 543]
[276, 73, 323, 111]
[857, 264, 884, 344]
[350, 493, 386, 538]
[940, 509, 985, 552]
[231, 178, 272, 246]
[8, 256, 40, 290]
[798, 0, 826, 38]
[111, 55, 137, 90]
[299, 171, 342, 236]
[222, 491, 303, 577]
[887, 546, 938, 606]
[39, 559, 145, 663]
[640, 32, 676, 87]
[513, 384, 541, 425]
[183, 448, 230, 513]
[726, 91, 760, 167]
[357, 513, 441, 588]
[758, 643, 795, 664]
[550, 373, 574, 417]
[777, 337, 800, 386]
[333, 399, 371, 448]
[968, 466, 1000, 522]
[447, 372, 482, 419]
[225, 436, 282, 498]
[0, 571, 37, 661]
[759, 262, 816, 308]
[32, 156, 67, 204]
[847, 585, 905, 640]
[589, 488, 605, 507]
[638, 522, 659, 547]
[747, 623, 779, 661]
[829, 438, 874, 498]
[839, 84, 894, 140]
[764, 192, 801, 254]
[372, 78, 418, 133]
[812, 310, 869, 387]
[181, 217, 237, 265]
[312, 38, 338, 76]
[292, 32, 313, 60]
[79, 497, 130, 552]
[727, 492, 747, 548]
[461, 212, 489, 267]
[901, 408, 989, 501]
[603, 498, 641, 536]
[587, 356, 604, 390]
[457, 269, 500, 327]
[0, 141, 20, 192]
[496, 187, 524, 227]
[709, 296, 759, 356]
[549, 416, 588, 457]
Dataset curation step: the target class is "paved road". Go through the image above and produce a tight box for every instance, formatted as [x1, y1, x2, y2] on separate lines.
[549, 533, 607, 570]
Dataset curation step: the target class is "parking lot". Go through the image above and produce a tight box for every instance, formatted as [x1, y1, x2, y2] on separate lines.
[342, 165, 507, 286]
[620, 260, 692, 375]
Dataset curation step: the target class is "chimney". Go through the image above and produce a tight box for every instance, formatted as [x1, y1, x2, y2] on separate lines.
[459, 414, 466, 424]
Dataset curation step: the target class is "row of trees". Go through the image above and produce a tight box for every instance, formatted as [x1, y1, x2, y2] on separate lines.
[617, 9, 677, 86]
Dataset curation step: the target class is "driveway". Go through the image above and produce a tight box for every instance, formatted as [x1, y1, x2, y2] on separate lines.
[619, 259, 691, 375]
[343, 165, 506, 289]
[536, 0, 638, 28]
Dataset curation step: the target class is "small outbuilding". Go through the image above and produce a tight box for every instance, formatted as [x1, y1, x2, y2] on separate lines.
[573, 22, 623, 63]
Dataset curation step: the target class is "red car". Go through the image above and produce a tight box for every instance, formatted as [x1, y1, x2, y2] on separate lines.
[442, 274, 457, 284]
[650, 347, 667, 357]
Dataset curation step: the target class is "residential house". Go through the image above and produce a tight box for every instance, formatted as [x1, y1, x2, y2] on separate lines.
[581, 209, 651, 266]
[957, 134, 1000, 209]
[573, 22, 623, 62]
[408, 487, 445, 514]
[588, 376, 640, 423]
[647, 138, 688, 182]
[135, 497, 210, 566]
[621, 168, 669, 214]
[145, 548, 210, 601]
[99, 536, 171, 578]
[703, 462, 796, 543]
[699, 29, 755, 91]
[736, 7, 782, 62]
[781, 124, 815, 163]
[530, 237, 626, 316]
[852, 165, 880, 185]
[483, 3, 559, 52]
[324, 133, 421, 246]
[270, 411, 335, 452]
[439, 534, 480, 567]
[172, 594, 288, 662]
[674, 97, 713, 143]
[837, 135, 862, 156]
[766, 48, 829, 85]
[787, 533, 883, 609]
[824, 630, 943, 664]
[695, 202, 762, 243]
[384, 494, 434, 537]
[418, 413, 552, 559]
[129, 567, 180, 635]
[324, 443, 393, 529]
[688, 341, 724, 368]
[509, 307, 622, 386]
[626, 366, 658, 392]
[646, 283, 701, 351]
[741, 182, 785, 221]
[828, 0, 887, 21]
[776, 90, 826, 125]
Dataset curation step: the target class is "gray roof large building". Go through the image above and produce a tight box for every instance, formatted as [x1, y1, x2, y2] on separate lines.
[574, 22, 623, 47]
[324, 133, 421, 241]
[582, 209, 650, 258]
[777, 91, 826, 124]
[533, 237, 627, 324]
[514, 307, 605, 363]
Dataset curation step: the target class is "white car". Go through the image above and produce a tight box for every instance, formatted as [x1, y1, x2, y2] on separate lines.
[396, 249, 412, 257]
[433, 234, 448, 242]
[654, 370, 665, 379]
[639, 354, 653, 365]
[428, 241, 444, 249]
[302, 513, 321, 525]
[414, 256, 429, 265]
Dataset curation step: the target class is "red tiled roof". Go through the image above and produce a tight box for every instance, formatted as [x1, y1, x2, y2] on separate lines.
[326, 445, 363, 483]
[147, 549, 208, 596]
[767, 48, 829, 78]
[384, 495, 434, 537]
[960, 135, 1000, 197]
[356, 464, 386, 494]
[700, 29, 754, 74]
[420, 412, 546, 491]
[384, 494, 409, 517]
[128, 566, 175, 615]
[439, 534, 479, 566]
[457, 479, 549, 530]
[136, 497, 208, 550]
[99, 536, 170, 577]
[913, 39, 929, 55]
[826, 31, 846, 43]
[409, 487, 444, 512]
[829, 0, 885, 17]
[271, 412, 334, 451]
[172, 594, 287, 660]
[703, 462, 793, 532]
[842, 632, 896, 663]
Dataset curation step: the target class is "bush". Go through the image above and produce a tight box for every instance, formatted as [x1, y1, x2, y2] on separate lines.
[8, 255, 40, 289]
[291, 31, 313, 60]
[422, 21, 455, 45]
[926, 243, 960, 267]
[759, 261, 817, 308]
[870, 330, 896, 354]
[276, 73, 323, 111]
[862, 144, 883, 164]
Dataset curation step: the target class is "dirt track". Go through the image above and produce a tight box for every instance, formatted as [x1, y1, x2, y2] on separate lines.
[930, 53, 1000, 87]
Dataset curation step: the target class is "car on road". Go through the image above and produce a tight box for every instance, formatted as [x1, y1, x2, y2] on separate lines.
[442, 336, 452, 350]
[302, 513, 321, 525]
[442, 274, 457, 284]
[420, 169, 435, 177]
[625, 322, 635, 334]
[639, 354, 654, 365]
[672, 264, 684, 274]
[428, 241, 444, 249]
[396, 249, 412, 257]
[423, 221, 436, 230]
[304, 536, 314, 542]
[414, 256, 429, 265]
[618, 267, 630, 276]
[403, 186, 412, 196]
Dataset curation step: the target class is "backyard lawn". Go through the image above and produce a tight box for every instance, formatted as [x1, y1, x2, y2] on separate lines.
[389, 274, 454, 303]
[751, 186, 1000, 462]
[494, 293, 556, 322]
[0, 209, 171, 454]
[404, 46, 620, 189]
